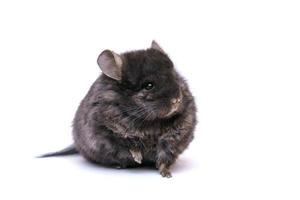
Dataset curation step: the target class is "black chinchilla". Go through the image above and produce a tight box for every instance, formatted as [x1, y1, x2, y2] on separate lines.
[39, 41, 197, 178]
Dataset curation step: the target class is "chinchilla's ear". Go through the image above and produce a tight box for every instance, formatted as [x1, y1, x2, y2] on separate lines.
[97, 50, 123, 81]
[151, 40, 165, 53]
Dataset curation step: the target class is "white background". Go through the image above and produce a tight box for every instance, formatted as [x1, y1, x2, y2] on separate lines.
[0, 0, 299, 199]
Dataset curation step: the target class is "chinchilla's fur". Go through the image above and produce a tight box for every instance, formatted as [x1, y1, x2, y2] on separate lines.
[39, 41, 197, 177]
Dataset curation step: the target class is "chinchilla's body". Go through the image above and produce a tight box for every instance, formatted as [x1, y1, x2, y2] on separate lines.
[40, 41, 197, 177]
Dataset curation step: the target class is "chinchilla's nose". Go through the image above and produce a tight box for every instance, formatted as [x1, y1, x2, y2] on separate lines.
[171, 98, 181, 104]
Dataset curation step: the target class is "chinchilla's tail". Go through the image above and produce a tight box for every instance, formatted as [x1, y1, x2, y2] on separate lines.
[37, 144, 78, 158]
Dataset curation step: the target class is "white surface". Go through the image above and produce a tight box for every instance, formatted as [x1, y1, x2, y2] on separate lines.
[0, 0, 300, 199]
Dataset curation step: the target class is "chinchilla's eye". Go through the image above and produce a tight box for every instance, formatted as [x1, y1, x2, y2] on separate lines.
[143, 82, 154, 90]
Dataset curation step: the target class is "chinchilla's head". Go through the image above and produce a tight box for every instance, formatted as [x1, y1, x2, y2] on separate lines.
[97, 41, 185, 121]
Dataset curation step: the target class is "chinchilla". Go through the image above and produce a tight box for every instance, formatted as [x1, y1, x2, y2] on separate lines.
[39, 41, 197, 178]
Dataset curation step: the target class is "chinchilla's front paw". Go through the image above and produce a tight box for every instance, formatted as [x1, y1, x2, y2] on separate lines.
[130, 149, 142, 164]
[157, 163, 172, 178]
